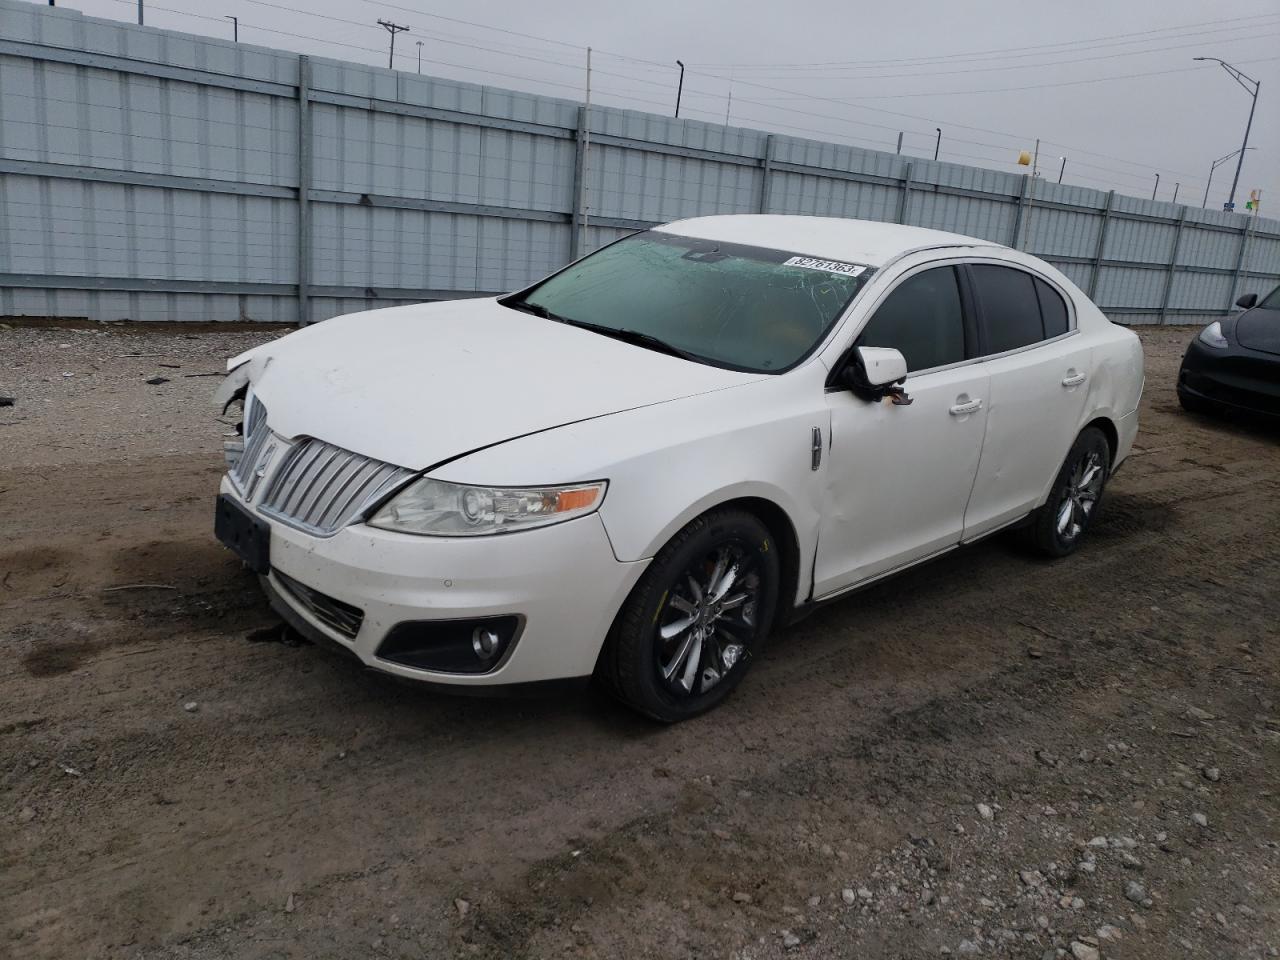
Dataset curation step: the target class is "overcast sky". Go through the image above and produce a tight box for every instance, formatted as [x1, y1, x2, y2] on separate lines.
[57, 0, 1280, 207]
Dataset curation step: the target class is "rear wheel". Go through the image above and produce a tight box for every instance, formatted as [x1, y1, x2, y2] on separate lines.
[1022, 427, 1110, 558]
[600, 509, 779, 722]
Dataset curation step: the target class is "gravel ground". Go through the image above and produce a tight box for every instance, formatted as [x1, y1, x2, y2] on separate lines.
[1, 320, 1278, 960]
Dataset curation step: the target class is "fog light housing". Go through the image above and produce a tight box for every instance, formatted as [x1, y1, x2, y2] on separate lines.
[375, 616, 522, 674]
[472, 626, 502, 660]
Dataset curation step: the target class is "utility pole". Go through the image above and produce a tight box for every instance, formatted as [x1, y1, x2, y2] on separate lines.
[674, 60, 685, 118]
[1151, 173, 1160, 200]
[225, 15, 237, 41]
[1020, 138, 1040, 252]
[1057, 156, 1067, 184]
[1171, 182, 1180, 204]
[580, 47, 592, 252]
[416, 40, 423, 74]
[137, 0, 143, 24]
[724, 86, 733, 125]
[934, 127, 941, 161]
[377, 19, 409, 70]
[1193, 57, 1261, 212]
[896, 132, 903, 155]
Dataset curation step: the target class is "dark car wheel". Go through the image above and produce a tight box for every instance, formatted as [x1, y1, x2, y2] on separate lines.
[599, 508, 780, 723]
[1022, 427, 1111, 558]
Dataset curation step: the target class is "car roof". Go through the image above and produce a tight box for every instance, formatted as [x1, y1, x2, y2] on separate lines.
[655, 215, 1001, 268]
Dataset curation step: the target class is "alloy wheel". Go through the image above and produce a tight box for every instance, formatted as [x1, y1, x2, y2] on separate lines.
[1056, 451, 1104, 542]
[655, 541, 762, 697]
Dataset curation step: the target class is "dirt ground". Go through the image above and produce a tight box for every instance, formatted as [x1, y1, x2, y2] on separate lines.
[1, 321, 1277, 960]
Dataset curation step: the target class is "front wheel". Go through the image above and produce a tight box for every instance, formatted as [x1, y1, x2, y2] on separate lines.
[1021, 427, 1111, 558]
[600, 509, 780, 722]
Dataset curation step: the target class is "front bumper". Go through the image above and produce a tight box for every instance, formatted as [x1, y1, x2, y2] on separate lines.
[219, 476, 649, 686]
[1178, 341, 1280, 417]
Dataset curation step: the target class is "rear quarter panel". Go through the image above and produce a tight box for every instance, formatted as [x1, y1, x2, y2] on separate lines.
[1082, 308, 1144, 465]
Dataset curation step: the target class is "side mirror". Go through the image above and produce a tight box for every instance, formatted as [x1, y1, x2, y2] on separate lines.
[1236, 293, 1259, 310]
[839, 346, 912, 405]
[856, 346, 908, 388]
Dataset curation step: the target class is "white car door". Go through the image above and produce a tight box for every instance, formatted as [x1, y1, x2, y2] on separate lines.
[814, 263, 990, 598]
[960, 263, 1093, 541]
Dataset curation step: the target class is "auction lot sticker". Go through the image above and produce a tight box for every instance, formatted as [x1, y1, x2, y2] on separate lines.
[784, 256, 867, 277]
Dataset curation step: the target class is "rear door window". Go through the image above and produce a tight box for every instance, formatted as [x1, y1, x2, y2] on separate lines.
[970, 264, 1045, 355]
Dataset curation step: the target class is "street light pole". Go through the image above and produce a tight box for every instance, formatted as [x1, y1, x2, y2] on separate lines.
[934, 127, 941, 161]
[1193, 57, 1261, 211]
[416, 40, 423, 74]
[137, 0, 143, 24]
[674, 60, 685, 118]
[225, 15, 237, 41]
[1057, 156, 1066, 184]
[1202, 147, 1255, 207]
[1152, 173, 1160, 200]
[1172, 182, 1180, 204]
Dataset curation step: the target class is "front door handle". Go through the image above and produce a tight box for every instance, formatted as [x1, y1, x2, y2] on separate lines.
[1061, 371, 1088, 387]
[949, 398, 983, 416]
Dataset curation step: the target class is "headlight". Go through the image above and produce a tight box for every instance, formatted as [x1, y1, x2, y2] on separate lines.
[1198, 321, 1229, 349]
[367, 477, 607, 537]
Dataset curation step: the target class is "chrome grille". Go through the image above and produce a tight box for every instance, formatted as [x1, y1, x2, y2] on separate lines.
[273, 570, 364, 639]
[229, 395, 272, 496]
[259, 437, 415, 536]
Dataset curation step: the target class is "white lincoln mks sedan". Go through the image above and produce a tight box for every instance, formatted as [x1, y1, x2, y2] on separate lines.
[214, 215, 1143, 721]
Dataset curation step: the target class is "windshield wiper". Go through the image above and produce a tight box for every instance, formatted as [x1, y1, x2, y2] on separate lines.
[500, 297, 564, 322]
[593, 327, 706, 363]
[501, 298, 705, 363]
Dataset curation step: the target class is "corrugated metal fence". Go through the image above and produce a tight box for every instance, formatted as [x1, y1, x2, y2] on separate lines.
[2, 0, 1278, 325]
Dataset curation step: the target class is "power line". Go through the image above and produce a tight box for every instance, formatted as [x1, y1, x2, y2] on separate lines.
[743, 56, 1280, 104]
[691, 10, 1280, 69]
[693, 29, 1280, 84]
[82, 0, 1258, 194]
[240, 0, 738, 105]
[746, 64, 1200, 101]
[96, 0, 683, 107]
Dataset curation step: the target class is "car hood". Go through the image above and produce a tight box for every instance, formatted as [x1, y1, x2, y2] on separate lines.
[235, 298, 762, 470]
[1235, 308, 1280, 357]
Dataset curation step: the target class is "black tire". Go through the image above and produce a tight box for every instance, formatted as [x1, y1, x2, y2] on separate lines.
[599, 508, 780, 723]
[1021, 427, 1111, 558]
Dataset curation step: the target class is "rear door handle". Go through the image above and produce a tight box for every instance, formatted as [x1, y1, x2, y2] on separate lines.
[949, 398, 983, 416]
[1061, 372, 1087, 387]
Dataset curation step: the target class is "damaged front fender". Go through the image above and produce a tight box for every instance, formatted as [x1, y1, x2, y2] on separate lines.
[213, 359, 252, 415]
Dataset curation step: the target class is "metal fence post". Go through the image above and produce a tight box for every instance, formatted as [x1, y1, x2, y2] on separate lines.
[896, 162, 914, 224]
[296, 55, 312, 324]
[1158, 206, 1186, 325]
[1009, 174, 1029, 249]
[568, 106, 587, 262]
[757, 135, 774, 214]
[1227, 215, 1255, 310]
[1088, 190, 1115, 300]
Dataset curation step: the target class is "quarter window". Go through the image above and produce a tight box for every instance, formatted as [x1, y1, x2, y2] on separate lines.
[856, 266, 966, 373]
[1035, 277, 1070, 338]
[969, 264, 1045, 354]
